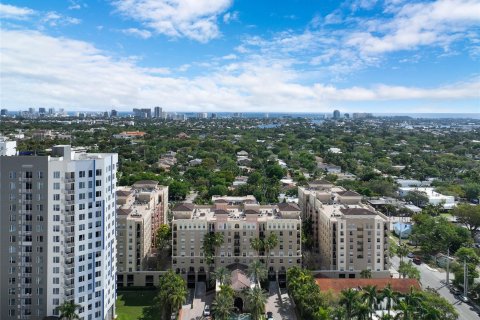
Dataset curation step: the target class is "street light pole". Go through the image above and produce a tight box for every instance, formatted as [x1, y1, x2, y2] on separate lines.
[446, 247, 450, 286]
[463, 259, 468, 298]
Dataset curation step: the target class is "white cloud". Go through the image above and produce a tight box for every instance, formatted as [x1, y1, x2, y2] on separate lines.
[223, 11, 239, 24]
[0, 3, 35, 19]
[347, 0, 480, 54]
[1, 29, 478, 113]
[68, 1, 87, 10]
[111, 0, 233, 42]
[121, 28, 152, 39]
[41, 12, 81, 27]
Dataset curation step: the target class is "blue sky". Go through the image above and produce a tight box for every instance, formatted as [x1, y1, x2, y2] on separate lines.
[1, 0, 479, 113]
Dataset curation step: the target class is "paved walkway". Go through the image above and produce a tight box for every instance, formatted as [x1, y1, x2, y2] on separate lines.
[266, 281, 296, 320]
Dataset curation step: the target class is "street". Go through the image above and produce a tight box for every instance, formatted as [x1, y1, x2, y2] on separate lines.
[391, 256, 480, 320]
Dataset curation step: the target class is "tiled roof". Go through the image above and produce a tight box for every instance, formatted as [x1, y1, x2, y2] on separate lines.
[117, 208, 133, 216]
[315, 278, 421, 294]
[231, 269, 251, 291]
[172, 203, 195, 211]
[338, 190, 362, 197]
[133, 180, 159, 187]
[310, 179, 332, 185]
[214, 209, 229, 215]
[116, 190, 133, 197]
[340, 208, 376, 216]
[244, 209, 259, 215]
[278, 202, 300, 211]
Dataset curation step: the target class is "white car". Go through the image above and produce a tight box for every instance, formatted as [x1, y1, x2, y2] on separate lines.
[203, 304, 211, 317]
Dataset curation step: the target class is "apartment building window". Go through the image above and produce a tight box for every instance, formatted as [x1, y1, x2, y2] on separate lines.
[53, 183, 60, 190]
[9, 171, 16, 179]
[53, 171, 60, 179]
[88, 170, 93, 177]
[96, 169, 102, 176]
[79, 171, 86, 178]
[79, 182, 85, 189]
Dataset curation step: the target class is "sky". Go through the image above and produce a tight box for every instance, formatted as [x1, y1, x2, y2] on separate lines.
[0, 0, 479, 113]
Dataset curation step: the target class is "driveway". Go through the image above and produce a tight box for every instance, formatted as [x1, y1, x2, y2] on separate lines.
[391, 256, 479, 320]
[181, 282, 214, 320]
[266, 281, 297, 320]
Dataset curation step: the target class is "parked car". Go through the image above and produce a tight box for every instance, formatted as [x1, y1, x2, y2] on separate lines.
[203, 304, 211, 317]
[266, 311, 274, 320]
[413, 256, 421, 265]
[449, 286, 461, 295]
[407, 252, 415, 258]
[457, 295, 469, 303]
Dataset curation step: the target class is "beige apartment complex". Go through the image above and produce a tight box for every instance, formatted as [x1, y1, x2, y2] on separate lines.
[298, 180, 390, 278]
[116, 181, 168, 272]
[171, 200, 302, 283]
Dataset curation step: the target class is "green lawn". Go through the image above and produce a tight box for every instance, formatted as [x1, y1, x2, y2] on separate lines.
[116, 290, 157, 320]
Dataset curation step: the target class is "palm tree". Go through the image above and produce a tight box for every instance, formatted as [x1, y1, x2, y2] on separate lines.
[394, 300, 412, 320]
[250, 237, 263, 257]
[264, 232, 278, 270]
[169, 283, 188, 314]
[339, 288, 360, 320]
[212, 287, 234, 320]
[212, 266, 231, 286]
[56, 300, 80, 320]
[357, 302, 371, 320]
[362, 285, 378, 319]
[360, 269, 372, 279]
[313, 307, 331, 320]
[381, 284, 397, 318]
[397, 244, 409, 263]
[247, 260, 267, 287]
[246, 286, 268, 320]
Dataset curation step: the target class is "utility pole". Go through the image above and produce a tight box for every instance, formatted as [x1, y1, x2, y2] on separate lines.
[463, 259, 468, 298]
[446, 247, 450, 286]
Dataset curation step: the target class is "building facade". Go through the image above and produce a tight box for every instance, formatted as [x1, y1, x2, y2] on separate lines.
[116, 181, 168, 273]
[0, 145, 118, 320]
[0, 136, 17, 156]
[171, 202, 302, 284]
[298, 181, 390, 278]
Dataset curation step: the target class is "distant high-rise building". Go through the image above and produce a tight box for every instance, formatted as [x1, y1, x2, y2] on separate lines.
[211, 113, 217, 119]
[344, 113, 350, 119]
[352, 113, 373, 119]
[133, 108, 152, 119]
[48, 108, 55, 115]
[154, 106, 162, 118]
[39, 108, 46, 114]
[197, 112, 207, 119]
[28, 107, 35, 114]
[333, 109, 341, 119]
[111, 109, 118, 117]
[0, 145, 118, 319]
[104, 111, 109, 118]
[0, 109, 7, 116]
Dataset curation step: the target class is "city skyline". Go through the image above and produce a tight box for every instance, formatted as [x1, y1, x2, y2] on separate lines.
[0, 0, 479, 113]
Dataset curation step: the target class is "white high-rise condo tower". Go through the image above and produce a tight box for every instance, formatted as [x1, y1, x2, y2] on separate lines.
[0, 145, 118, 320]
